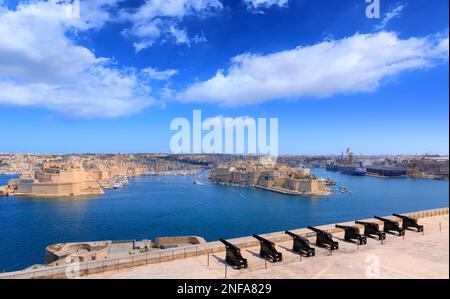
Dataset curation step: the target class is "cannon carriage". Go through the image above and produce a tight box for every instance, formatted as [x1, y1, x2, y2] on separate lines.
[374, 216, 405, 236]
[355, 220, 386, 240]
[219, 239, 248, 269]
[307, 226, 339, 250]
[393, 214, 424, 232]
[335, 225, 367, 245]
[285, 230, 315, 257]
[252, 234, 283, 262]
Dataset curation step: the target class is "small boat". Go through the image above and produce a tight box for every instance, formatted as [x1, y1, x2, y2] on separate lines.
[112, 182, 123, 189]
[339, 186, 349, 193]
[325, 177, 336, 186]
[117, 175, 128, 186]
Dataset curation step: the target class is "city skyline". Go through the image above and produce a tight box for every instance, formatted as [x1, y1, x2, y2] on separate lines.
[0, 0, 449, 155]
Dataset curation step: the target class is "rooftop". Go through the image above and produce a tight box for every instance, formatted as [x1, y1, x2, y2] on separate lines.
[84, 213, 449, 279]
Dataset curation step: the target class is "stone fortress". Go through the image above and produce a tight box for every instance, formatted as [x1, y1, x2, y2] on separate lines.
[210, 158, 330, 196]
[12, 162, 103, 196]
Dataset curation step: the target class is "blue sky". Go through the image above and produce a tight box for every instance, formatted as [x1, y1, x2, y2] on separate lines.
[0, 0, 448, 155]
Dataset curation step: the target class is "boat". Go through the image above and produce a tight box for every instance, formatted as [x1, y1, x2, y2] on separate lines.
[340, 165, 366, 176]
[325, 177, 336, 186]
[338, 148, 366, 176]
[325, 163, 339, 172]
[365, 166, 407, 177]
[116, 175, 128, 186]
[339, 186, 349, 193]
[112, 182, 123, 189]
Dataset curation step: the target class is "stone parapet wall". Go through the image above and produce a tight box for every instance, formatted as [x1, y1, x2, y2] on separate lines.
[1, 207, 447, 279]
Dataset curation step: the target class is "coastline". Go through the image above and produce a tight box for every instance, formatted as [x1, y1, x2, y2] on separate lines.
[255, 185, 332, 196]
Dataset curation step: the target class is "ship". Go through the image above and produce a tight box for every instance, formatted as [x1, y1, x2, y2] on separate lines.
[337, 148, 366, 176]
[325, 163, 339, 172]
[365, 166, 407, 177]
[339, 165, 366, 176]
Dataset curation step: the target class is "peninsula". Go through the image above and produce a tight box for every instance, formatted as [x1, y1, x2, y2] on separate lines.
[210, 158, 330, 196]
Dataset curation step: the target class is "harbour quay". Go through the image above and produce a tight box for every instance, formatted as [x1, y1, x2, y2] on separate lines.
[1, 208, 447, 279]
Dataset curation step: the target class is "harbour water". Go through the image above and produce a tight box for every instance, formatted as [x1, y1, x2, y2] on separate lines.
[0, 169, 448, 272]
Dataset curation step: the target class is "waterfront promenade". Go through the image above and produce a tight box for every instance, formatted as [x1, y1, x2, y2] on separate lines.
[85, 212, 449, 279]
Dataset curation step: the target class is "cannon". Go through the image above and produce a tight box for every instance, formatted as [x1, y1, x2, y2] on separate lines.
[252, 234, 282, 262]
[307, 226, 339, 250]
[335, 225, 367, 245]
[374, 216, 405, 236]
[285, 230, 315, 257]
[219, 239, 248, 269]
[355, 221, 386, 240]
[393, 214, 424, 232]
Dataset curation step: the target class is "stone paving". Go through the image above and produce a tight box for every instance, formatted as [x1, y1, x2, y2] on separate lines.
[85, 214, 449, 279]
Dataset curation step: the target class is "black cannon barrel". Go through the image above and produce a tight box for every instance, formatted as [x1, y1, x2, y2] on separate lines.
[355, 220, 386, 240]
[336, 225, 366, 245]
[374, 216, 396, 223]
[335, 224, 353, 229]
[285, 230, 301, 238]
[220, 238, 248, 269]
[308, 226, 339, 250]
[307, 226, 319, 232]
[252, 234, 274, 245]
[355, 220, 381, 229]
[285, 230, 315, 257]
[220, 238, 239, 250]
[393, 214, 414, 221]
[375, 216, 405, 236]
[307, 226, 329, 234]
[252, 234, 282, 262]
[285, 230, 311, 243]
[355, 220, 373, 225]
[393, 214, 423, 232]
[308, 226, 332, 237]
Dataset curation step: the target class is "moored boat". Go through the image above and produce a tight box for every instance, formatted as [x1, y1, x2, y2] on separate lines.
[340, 165, 366, 176]
[365, 166, 407, 177]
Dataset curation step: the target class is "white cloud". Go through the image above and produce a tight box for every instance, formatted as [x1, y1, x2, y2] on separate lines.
[244, 0, 288, 10]
[0, 1, 156, 117]
[180, 31, 449, 106]
[142, 67, 178, 80]
[120, 0, 222, 52]
[374, 4, 405, 30]
[72, 0, 123, 30]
